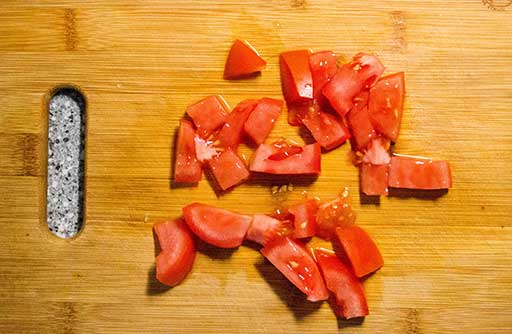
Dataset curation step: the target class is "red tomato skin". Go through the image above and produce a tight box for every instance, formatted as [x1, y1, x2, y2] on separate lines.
[309, 51, 338, 99]
[249, 142, 321, 175]
[302, 102, 350, 150]
[246, 214, 285, 245]
[261, 237, 329, 302]
[153, 219, 196, 287]
[244, 98, 283, 145]
[208, 149, 250, 190]
[369, 72, 405, 142]
[183, 203, 252, 248]
[346, 105, 377, 151]
[335, 224, 384, 278]
[315, 193, 356, 241]
[388, 155, 452, 190]
[360, 163, 389, 196]
[186, 96, 229, 138]
[323, 53, 385, 117]
[224, 39, 267, 80]
[174, 119, 202, 183]
[313, 248, 369, 319]
[288, 199, 319, 239]
[217, 99, 259, 149]
[279, 50, 313, 104]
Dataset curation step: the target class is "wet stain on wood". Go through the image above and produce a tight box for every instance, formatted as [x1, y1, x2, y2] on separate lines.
[391, 11, 407, 53]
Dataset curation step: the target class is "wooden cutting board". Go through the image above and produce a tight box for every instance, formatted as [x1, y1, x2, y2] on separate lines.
[1, 1, 511, 333]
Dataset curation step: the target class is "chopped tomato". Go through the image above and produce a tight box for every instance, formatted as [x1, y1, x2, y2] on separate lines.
[309, 51, 338, 99]
[362, 138, 391, 165]
[224, 39, 267, 80]
[286, 102, 307, 126]
[335, 224, 383, 277]
[174, 119, 202, 183]
[194, 135, 220, 163]
[302, 102, 350, 150]
[369, 72, 405, 142]
[153, 219, 196, 287]
[288, 199, 319, 239]
[246, 214, 286, 245]
[208, 149, 250, 190]
[360, 163, 389, 196]
[250, 141, 321, 175]
[346, 105, 377, 151]
[279, 50, 313, 104]
[315, 191, 356, 240]
[217, 99, 259, 149]
[388, 155, 452, 190]
[244, 98, 283, 145]
[186, 96, 229, 138]
[261, 237, 329, 302]
[323, 53, 385, 116]
[183, 203, 251, 248]
[314, 248, 369, 319]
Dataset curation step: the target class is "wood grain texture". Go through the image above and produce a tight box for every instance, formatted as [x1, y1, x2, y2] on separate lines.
[0, 1, 511, 333]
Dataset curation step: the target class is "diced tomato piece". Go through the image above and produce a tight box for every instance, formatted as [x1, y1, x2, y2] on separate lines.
[362, 138, 391, 165]
[217, 99, 259, 149]
[302, 102, 350, 150]
[194, 135, 221, 163]
[246, 214, 287, 245]
[261, 237, 329, 302]
[323, 53, 385, 116]
[346, 105, 377, 151]
[153, 219, 196, 287]
[286, 102, 307, 126]
[288, 199, 319, 239]
[174, 119, 202, 183]
[182, 203, 251, 248]
[335, 224, 383, 277]
[313, 248, 369, 319]
[224, 39, 267, 80]
[244, 98, 283, 145]
[186, 96, 229, 138]
[369, 72, 405, 142]
[360, 163, 389, 196]
[279, 50, 313, 104]
[250, 141, 321, 175]
[309, 51, 338, 99]
[208, 149, 250, 191]
[388, 155, 452, 190]
[315, 191, 356, 240]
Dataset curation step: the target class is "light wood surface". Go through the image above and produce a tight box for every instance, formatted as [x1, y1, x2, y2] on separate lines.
[1, 1, 511, 333]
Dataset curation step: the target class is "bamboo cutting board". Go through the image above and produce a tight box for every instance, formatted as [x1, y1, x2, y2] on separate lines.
[1, 1, 511, 333]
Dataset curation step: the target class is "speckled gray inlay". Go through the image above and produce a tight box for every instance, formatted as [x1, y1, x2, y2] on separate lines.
[47, 89, 85, 238]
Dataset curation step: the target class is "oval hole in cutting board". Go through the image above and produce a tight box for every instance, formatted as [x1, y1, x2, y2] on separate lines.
[46, 88, 86, 238]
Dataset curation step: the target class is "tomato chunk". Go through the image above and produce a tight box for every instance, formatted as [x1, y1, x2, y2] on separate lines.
[286, 102, 307, 126]
[369, 72, 405, 142]
[250, 141, 321, 175]
[224, 39, 267, 80]
[194, 135, 220, 163]
[244, 98, 283, 145]
[261, 237, 329, 302]
[246, 214, 286, 245]
[323, 53, 385, 116]
[346, 105, 377, 151]
[362, 138, 391, 165]
[314, 248, 369, 319]
[186, 96, 229, 138]
[217, 99, 259, 149]
[208, 149, 250, 190]
[388, 155, 452, 190]
[315, 191, 356, 240]
[360, 163, 389, 196]
[174, 119, 202, 183]
[279, 50, 313, 104]
[183, 203, 251, 248]
[288, 199, 319, 239]
[309, 51, 338, 99]
[335, 224, 383, 277]
[302, 102, 350, 150]
[153, 219, 196, 287]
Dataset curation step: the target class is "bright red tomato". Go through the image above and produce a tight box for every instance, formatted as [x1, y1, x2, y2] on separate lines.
[360, 163, 389, 196]
[315, 191, 356, 240]
[224, 39, 267, 80]
[301, 102, 350, 150]
[244, 98, 283, 145]
[279, 50, 313, 104]
[153, 219, 196, 287]
[335, 224, 384, 277]
[286, 102, 307, 126]
[186, 96, 229, 138]
[288, 199, 319, 239]
[369, 72, 405, 142]
[323, 53, 385, 116]
[362, 138, 391, 165]
[183, 203, 252, 248]
[261, 237, 329, 302]
[388, 155, 452, 190]
[313, 248, 368, 319]
[249, 141, 321, 175]
[246, 214, 286, 245]
[346, 105, 377, 151]
[208, 149, 250, 190]
[309, 51, 338, 99]
[217, 99, 259, 149]
[174, 119, 202, 183]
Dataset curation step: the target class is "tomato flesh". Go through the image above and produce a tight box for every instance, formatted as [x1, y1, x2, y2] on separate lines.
[309, 51, 338, 99]
[388, 155, 452, 190]
[246, 214, 286, 245]
[244, 98, 283, 145]
[186, 96, 229, 138]
[314, 248, 369, 319]
[174, 119, 202, 183]
[288, 199, 319, 239]
[183, 203, 252, 248]
[153, 219, 196, 287]
[194, 135, 220, 163]
[360, 163, 389, 196]
[261, 237, 329, 302]
[250, 142, 321, 175]
[217, 99, 259, 149]
[302, 102, 350, 150]
[315, 192, 356, 240]
[362, 138, 391, 165]
[286, 102, 307, 126]
[279, 50, 313, 104]
[208, 149, 250, 190]
[224, 39, 267, 80]
[347, 106, 377, 151]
